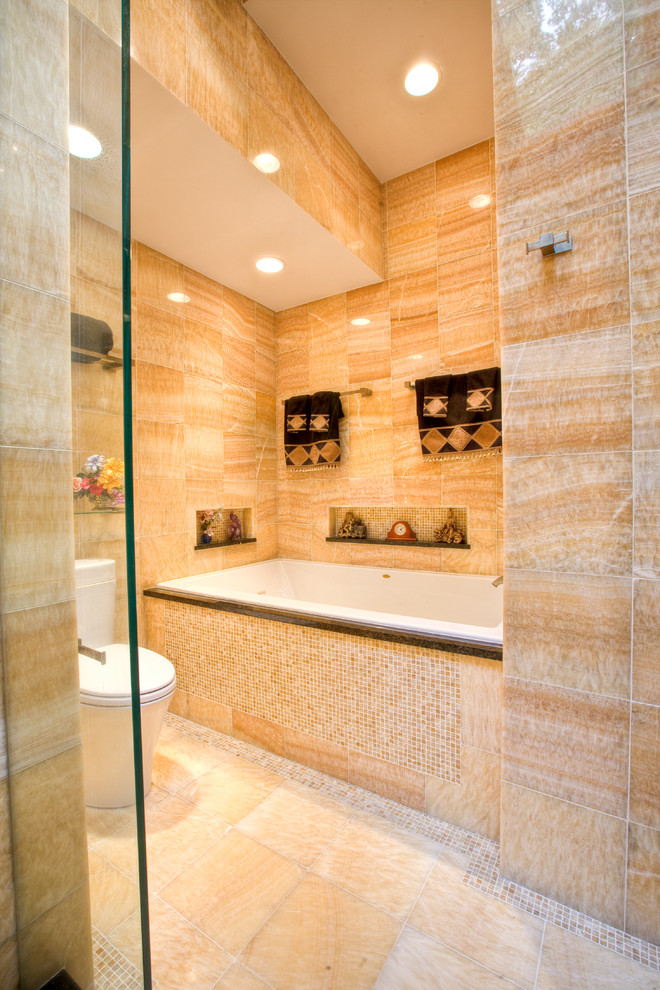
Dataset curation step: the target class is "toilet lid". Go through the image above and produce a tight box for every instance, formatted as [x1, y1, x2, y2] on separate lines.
[79, 644, 176, 708]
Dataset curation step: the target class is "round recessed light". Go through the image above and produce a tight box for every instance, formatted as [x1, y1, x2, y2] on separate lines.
[167, 292, 190, 303]
[469, 193, 491, 209]
[253, 152, 281, 174]
[350, 318, 371, 326]
[404, 62, 439, 97]
[256, 257, 285, 273]
[68, 125, 102, 159]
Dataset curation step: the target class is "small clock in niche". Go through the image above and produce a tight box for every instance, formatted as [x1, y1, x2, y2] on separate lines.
[386, 520, 417, 542]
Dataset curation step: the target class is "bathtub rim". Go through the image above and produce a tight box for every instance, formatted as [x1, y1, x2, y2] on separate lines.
[144, 565, 503, 662]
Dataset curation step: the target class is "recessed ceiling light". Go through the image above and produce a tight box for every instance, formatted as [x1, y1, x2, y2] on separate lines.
[469, 194, 491, 209]
[256, 257, 285, 273]
[350, 318, 371, 326]
[253, 153, 281, 174]
[167, 292, 190, 303]
[404, 62, 439, 97]
[68, 125, 102, 159]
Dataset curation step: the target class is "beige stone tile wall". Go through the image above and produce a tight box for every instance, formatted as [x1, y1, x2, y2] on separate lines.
[0, 0, 93, 984]
[132, 240, 278, 640]
[276, 140, 501, 576]
[70, 211, 129, 640]
[130, 0, 383, 277]
[493, 0, 659, 943]
[159, 599, 502, 840]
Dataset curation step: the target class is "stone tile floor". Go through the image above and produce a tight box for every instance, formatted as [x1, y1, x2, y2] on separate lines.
[88, 715, 660, 990]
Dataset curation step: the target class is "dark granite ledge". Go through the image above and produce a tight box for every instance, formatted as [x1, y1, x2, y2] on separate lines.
[194, 537, 256, 550]
[327, 537, 471, 549]
[144, 587, 503, 661]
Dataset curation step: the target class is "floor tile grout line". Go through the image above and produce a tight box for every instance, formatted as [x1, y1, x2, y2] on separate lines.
[533, 921, 547, 990]
[165, 713, 660, 973]
[405, 921, 531, 990]
[396, 839, 442, 930]
[149, 889, 243, 969]
[156, 829, 232, 902]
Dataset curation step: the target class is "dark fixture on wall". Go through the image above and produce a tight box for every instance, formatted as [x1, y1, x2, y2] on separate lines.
[70, 312, 121, 368]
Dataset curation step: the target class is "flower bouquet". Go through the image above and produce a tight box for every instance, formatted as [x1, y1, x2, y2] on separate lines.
[199, 509, 217, 544]
[73, 454, 125, 510]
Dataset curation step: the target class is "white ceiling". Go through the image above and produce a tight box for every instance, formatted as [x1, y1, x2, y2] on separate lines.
[131, 65, 382, 311]
[243, 0, 494, 182]
[81, 2, 494, 311]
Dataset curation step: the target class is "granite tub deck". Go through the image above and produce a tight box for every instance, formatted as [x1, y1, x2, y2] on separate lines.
[145, 559, 503, 839]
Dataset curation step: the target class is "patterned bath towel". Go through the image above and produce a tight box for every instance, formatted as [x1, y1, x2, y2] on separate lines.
[285, 391, 344, 469]
[415, 367, 502, 458]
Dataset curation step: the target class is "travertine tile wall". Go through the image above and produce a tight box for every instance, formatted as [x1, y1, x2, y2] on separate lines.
[276, 141, 502, 576]
[130, 0, 383, 276]
[493, 0, 659, 943]
[132, 240, 278, 641]
[0, 0, 93, 985]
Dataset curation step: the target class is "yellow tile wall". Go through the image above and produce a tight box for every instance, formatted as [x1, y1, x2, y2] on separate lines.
[0, 1, 93, 985]
[132, 239, 278, 640]
[275, 141, 501, 576]
[130, 0, 383, 277]
[493, 0, 660, 942]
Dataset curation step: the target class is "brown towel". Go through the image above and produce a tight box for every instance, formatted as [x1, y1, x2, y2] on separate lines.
[416, 368, 502, 458]
[285, 391, 344, 469]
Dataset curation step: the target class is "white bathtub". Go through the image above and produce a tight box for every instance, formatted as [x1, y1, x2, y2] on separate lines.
[156, 558, 503, 649]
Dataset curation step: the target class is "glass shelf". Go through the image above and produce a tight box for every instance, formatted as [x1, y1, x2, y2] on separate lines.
[73, 507, 125, 515]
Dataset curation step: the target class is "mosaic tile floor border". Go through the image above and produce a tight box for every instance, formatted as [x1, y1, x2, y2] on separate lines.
[166, 712, 660, 974]
[92, 927, 143, 990]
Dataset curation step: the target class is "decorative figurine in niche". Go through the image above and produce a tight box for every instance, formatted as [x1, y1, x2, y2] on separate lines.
[337, 511, 367, 539]
[226, 512, 242, 541]
[386, 520, 417, 541]
[434, 509, 464, 545]
[199, 509, 216, 544]
[353, 519, 367, 539]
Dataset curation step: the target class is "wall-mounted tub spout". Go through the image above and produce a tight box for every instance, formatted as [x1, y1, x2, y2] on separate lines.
[492, 575, 503, 587]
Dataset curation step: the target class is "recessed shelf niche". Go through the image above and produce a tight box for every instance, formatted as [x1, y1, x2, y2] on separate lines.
[195, 507, 255, 550]
[327, 506, 470, 548]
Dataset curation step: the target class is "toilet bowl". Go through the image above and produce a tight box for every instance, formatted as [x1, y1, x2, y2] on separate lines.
[75, 558, 176, 808]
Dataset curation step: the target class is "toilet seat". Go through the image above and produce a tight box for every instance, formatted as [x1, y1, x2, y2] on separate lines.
[79, 644, 176, 708]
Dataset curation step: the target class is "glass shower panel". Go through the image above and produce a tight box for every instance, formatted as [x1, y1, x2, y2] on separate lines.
[1, 0, 149, 985]
[70, 1, 150, 986]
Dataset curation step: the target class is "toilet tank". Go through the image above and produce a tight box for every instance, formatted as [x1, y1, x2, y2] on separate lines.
[75, 558, 116, 648]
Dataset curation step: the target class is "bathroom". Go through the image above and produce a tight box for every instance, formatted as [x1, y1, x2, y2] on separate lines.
[1, 0, 658, 987]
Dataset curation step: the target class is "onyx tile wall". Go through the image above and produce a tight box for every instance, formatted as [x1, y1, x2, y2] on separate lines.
[493, 0, 659, 941]
[0, 1, 93, 986]
[71, 211, 130, 640]
[132, 241, 278, 643]
[275, 140, 502, 577]
[130, 0, 383, 276]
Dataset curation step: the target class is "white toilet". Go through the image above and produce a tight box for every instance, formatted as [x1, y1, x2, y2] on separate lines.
[75, 558, 176, 808]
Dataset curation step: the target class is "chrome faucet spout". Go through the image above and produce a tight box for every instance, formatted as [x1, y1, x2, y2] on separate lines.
[491, 575, 503, 587]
